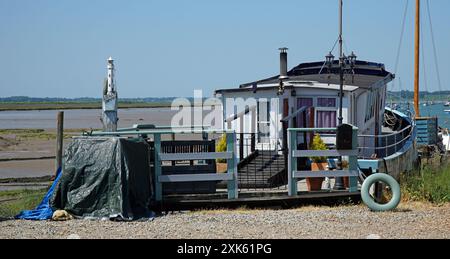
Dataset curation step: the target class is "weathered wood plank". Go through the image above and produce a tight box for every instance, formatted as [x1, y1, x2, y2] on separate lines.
[159, 173, 232, 183]
[293, 150, 358, 158]
[293, 170, 359, 178]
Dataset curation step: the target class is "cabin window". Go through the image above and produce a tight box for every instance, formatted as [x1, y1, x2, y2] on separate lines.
[317, 98, 336, 108]
[317, 110, 337, 128]
[365, 91, 374, 122]
[297, 98, 313, 109]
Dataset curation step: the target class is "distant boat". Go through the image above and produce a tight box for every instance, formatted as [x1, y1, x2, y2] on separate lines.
[444, 101, 450, 107]
[422, 101, 435, 107]
[444, 109, 450, 113]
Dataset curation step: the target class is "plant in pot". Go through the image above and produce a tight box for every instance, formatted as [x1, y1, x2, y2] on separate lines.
[307, 134, 328, 191]
[216, 134, 228, 173]
[341, 160, 350, 189]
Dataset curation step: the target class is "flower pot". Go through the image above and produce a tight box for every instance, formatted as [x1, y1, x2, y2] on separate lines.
[343, 176, 350, 189]
[307, 162, 327, 191]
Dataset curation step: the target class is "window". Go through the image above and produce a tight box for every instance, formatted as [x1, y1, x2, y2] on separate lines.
[317, 110, 337, 128]
[365, 91, 374, 122]
[317, 98, 336, 108]
[297, 98, 313, 109]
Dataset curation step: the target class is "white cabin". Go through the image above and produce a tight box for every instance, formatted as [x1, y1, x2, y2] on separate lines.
[215, 57, 394, 155]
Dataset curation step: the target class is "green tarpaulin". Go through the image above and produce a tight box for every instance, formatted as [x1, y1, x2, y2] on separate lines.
[50, 137, 153, 220]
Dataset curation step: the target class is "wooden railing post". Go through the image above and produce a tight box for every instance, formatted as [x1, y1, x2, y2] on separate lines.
[288, 129, 298, 196]
[154, 133, 163, 201]
[226, 132, 238, 199]
[349, 128, 359, 192]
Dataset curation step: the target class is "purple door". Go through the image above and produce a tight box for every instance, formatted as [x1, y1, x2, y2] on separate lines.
[297, 98, 313, 128]
[297, 98, 314, 146]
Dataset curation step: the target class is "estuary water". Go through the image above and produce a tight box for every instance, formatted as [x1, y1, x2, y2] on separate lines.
[0, 105, 449, 130]
[0, 108, 187, 129]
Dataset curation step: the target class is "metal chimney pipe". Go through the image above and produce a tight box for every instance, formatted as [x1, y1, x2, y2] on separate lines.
[279, 47, 288, 79]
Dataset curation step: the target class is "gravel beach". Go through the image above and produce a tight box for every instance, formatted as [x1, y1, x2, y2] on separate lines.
[1, 203, 449, 239]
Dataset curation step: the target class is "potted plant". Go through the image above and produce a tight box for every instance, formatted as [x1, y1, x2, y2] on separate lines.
[341, 160, 350, 189]
[307, 134, 328, 191]
[216, 134, 228, 173]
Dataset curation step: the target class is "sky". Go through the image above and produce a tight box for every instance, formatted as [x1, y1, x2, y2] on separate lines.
[0, 0, 449, 98]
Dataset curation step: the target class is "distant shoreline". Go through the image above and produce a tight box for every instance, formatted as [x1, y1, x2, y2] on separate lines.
[0, 103, 171, 111]
[0, 102, 220, 111]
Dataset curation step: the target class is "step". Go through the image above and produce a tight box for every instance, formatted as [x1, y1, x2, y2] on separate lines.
[239, 168, 284, 172]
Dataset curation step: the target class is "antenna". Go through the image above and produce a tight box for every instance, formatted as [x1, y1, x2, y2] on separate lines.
[338, 0, 344, 126]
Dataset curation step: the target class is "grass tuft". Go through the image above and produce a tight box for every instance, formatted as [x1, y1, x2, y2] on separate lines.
[401, 161, 450, 204]
[0, 189, 47, 218]
[0, 129, 77, 140]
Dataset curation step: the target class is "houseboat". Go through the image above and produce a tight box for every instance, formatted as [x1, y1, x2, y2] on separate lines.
[214, 48, 416, 187]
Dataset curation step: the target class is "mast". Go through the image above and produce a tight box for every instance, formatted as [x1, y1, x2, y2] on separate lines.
[338, 0, 344, 125]
[334, 0, 346, 190]
[414, 0, 420, 117]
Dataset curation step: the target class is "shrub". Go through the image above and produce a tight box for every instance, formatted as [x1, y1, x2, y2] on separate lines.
[401, 163, 450, 204]
[216, 134, 227, 163]
[310, 134, 328, 163]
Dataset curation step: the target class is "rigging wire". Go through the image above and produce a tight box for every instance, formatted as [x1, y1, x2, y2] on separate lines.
[426, 0, 444, 96]
[318, 36, 340, 74]
[388, 0, 410, 113]
[420, 14, 431, 117]
[343, 39, 349, 56]
[391, 0, 410, 92]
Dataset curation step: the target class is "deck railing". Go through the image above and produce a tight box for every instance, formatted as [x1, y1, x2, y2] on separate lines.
[358, 125, 414, 159]
[87, 128, 239, 201]
[88, 125, 362, 199]
[287, 127, 359, 196]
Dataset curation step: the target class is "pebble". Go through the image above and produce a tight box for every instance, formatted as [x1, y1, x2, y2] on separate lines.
[1, 203, 449, 239]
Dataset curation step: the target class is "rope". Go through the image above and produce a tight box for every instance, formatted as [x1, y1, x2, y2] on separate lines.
[384, 112, 397, 127]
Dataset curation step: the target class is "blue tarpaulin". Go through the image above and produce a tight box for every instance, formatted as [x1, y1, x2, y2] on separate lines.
[15, 168, 61, 220]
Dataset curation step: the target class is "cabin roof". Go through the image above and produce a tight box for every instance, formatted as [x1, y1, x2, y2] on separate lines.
[215, 60, 393, 94]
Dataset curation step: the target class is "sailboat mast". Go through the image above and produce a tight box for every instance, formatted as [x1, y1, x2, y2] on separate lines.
[338, 0, 344, 125]
[414, 0, 421, 117]
[339, 0, 343, 59]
